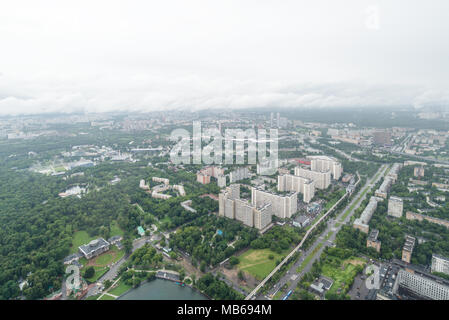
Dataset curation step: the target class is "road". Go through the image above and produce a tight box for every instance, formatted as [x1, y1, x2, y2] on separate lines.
[83, 236, 151, 299]
[245, 174, 355, 300]
[258, 164, 389, 300]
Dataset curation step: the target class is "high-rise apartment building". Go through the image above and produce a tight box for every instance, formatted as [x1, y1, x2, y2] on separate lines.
[308, 156, 343, 180]
[396, 269, 449, 300]
[402, 235, 416, 263]
[219, 184, 272, 230]
[388, 196, 403, 218]
[294, 167, 331, 190]
[278, 174, 315, 203]
[431, 254, 449, 275]
[251, 187, 297, 219]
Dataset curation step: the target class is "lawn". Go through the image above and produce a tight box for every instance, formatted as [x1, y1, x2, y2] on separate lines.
[84, 266, 110, 283]
[91, 246, 125, 267]
[110, 221, 124, 237]
[99, 294, 116, 300]
[321, 257, 366, 296]
[237, 248, 286, 280]
[70, 231, 97, 254]
[54, 166, 66, 172]
[108, 280, 132, 296]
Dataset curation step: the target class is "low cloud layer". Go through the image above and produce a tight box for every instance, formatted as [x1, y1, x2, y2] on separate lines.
[1, 0, 448, 115]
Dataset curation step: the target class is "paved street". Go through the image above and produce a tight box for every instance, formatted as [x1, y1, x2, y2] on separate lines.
[258, 164, 389, 300]
[83, 236, 151, 299]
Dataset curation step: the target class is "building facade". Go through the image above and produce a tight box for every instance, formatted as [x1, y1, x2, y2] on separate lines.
[219, 184, 272, 230]
[277, 174, 315, 203]
[308, 156, 343, 180]
[397, 269, 449, 300]
[294, 167, 331, 190]
[251, 187, 297, 219]
[431, 254, 449, 275]
[388, 196, 404, 218]
[402, 235, 416, 263]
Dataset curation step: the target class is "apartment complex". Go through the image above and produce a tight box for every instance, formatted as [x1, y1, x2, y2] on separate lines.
[229, 167, 250, 183]
[388, 196, 403, 218]
[414, 166, 425, 178]
[367, 229, 381, 252]
[431, 254, 449, 275]
[308, 155, 343, 180]
[396, 269, 449, 300]
[251, 187, 297, 219]
[406, 211, 449, 229]
[197, 166, 225, 186]
[353, 196, 383, 233]
[218, 184, 272, 230]
[402, 235, 416, 263]
[277, 174, 315, 203]
[375, 163, 402, 198]
[294, 167, 331, 190]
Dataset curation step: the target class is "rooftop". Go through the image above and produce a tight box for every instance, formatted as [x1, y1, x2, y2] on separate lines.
[79, 238, 109, 256]
[368, 229, 380, 242]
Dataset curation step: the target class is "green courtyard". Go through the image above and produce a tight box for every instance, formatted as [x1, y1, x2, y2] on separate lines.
[236, 248, 287, 280]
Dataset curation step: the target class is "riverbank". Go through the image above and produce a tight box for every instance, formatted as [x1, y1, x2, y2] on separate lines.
[117, 278, 209, 300]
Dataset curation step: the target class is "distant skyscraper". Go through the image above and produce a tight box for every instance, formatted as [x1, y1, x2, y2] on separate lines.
[277, 112, 280, 128]
[270, 112, 274, 127]
[373, 130, 391, 145]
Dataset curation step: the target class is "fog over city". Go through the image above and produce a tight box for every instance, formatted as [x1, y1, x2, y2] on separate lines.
[1, 0, 449, 115]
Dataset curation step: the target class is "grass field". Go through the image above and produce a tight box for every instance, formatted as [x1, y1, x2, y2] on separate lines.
[322, 257, 366, 296]
[110, 221, 124, 237]
[84, 266, 110, 283]
[70, 231, 96, 254]
[108, 280, 132, 296]
[91, 246, 125, 267]
[237, 248, 286, 280]
[99, 294, 116, 300]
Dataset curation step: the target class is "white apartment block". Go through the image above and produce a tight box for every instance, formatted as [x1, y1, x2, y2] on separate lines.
[388, 196, 403, 218]
[229, 167, 250, 183]
[251, 187, 297, 219]
[353, 196, 383, 233]
[294, 167, 331, 190]
[308, 156, 343, 180]
[431, 254, 449, 275]
[278, 174, 315, 203]
[217, 175, 226, 188]
[397, 269, 449, 300]
[219, 184, 272, 230]
[152, 177, 169, 185]
[254, 203, 272, 230]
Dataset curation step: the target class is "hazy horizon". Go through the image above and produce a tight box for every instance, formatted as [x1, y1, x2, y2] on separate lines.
[1, 0, 449, 115]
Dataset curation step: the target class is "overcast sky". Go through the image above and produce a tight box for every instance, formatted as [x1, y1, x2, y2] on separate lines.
[1, 0, 449, 115]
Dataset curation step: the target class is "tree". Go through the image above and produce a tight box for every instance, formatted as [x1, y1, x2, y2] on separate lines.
[103, 279, 112, 289]
[229, 256, 239, 266]
[200, 261, 207, 272]
[84, 266, 95, 279]
[123, 238, 133, 254]
[238, 270, 245, 281]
